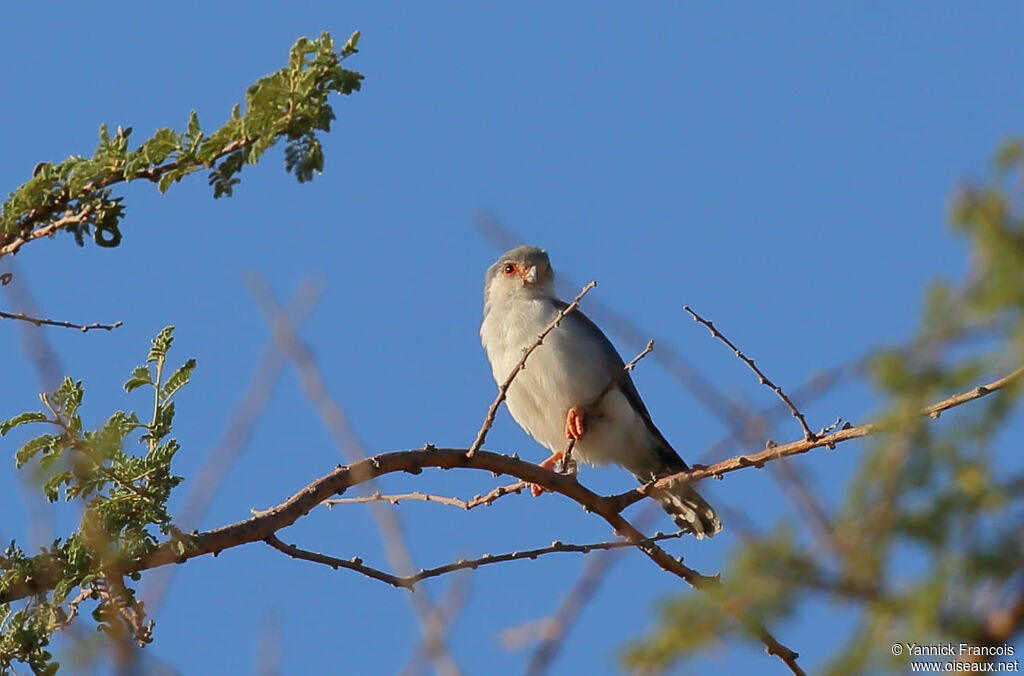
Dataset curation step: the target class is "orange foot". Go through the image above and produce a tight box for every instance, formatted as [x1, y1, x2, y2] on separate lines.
[531, 451, 564, 497]
[565, 406, 585, 441]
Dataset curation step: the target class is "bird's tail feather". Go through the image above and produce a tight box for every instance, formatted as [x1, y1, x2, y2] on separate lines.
[648, 478, 721, 539]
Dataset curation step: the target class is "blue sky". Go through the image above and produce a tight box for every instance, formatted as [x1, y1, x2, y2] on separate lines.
[1, 3, 1023, 674]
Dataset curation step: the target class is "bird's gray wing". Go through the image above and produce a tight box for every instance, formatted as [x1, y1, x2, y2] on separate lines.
[552, 300, 689, 472]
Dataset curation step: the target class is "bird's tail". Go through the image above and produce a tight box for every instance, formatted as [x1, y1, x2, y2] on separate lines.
[648, 477, 722, 539]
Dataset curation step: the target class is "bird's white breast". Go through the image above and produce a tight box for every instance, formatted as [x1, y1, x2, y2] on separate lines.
[480, 296, 651, 470]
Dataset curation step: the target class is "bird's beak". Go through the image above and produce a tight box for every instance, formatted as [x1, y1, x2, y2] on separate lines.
[522, 265, 538, 285]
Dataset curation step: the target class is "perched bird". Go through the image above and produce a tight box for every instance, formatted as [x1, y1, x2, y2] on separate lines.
[479, 245, 721, 538]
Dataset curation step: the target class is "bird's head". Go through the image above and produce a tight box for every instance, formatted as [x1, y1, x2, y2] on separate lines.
[484, 245, 555, 306]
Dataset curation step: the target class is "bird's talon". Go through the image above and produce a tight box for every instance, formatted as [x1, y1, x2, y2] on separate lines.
[565, 406, 586, 441]
[531, 451, 564, 496]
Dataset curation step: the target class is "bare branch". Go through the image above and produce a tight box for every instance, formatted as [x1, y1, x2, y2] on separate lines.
[684, 305, 816, 441]
[265, 530, 686, 589]
[323, 480, 531, 512]
[326, 491, 475, 510]
[467, 280, 597, 457]
[0, 309, 122, 332]
[611, 365, 1024, 512]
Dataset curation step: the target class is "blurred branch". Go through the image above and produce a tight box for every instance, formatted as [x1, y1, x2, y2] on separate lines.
[401, 573, 473, 676]
[141, 279, 323, 615]
[521, 502, 663, 675]
[246, 273, 462, 676]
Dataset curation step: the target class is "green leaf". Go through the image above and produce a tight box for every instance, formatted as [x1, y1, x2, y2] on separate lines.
[54, 377, 84, 419]
[15, 435, 57, 467]
[147, 326, 175, 364]
[160, 358, 196, 401]
[0, 411, 47, 436]
[123, 365, 152, 393]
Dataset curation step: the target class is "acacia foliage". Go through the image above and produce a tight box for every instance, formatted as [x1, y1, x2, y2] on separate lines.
[623, 143, 1024, 674]
[0, 30, 363, 674]
[0, 30, 362, 253]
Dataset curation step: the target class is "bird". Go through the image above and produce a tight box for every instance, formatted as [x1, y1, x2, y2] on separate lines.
[479, 245, 722, 539]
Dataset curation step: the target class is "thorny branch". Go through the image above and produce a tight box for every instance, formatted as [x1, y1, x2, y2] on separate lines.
[684, 305, 817, 441]
[265, 531, 687, 590]
[0, 309, 122, 332]
[611, 365, 1024, 511]
[467, 280, 597, 457]
[5, 365, 1019, 672]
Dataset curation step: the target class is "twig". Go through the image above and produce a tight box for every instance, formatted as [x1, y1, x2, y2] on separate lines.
[0, 309, 122, 332]
[467, 281, 597, 457]
[684, 305, 817, 441]
[0, 205, 95, 258]
[323, 481, 531, 512]
[326, 490, 474, 510]
[467, 480, 529, 508]
[264, 531, 686, 590]
[561, 339, 655, 468]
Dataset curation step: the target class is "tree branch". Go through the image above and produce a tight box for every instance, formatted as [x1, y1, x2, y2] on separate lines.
[0, 309, 122, 332]
[684, 305, 816, 441]
[611, 364, 1024, 511]
[264, 531, 686, 590]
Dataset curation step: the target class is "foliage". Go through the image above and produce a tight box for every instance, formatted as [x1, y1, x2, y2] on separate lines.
[0, 30, 362, 254]
[0, 328, 194, 674]
[622, 143, 1024, 673]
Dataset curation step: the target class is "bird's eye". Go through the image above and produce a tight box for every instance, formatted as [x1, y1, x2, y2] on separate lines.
[502, 263, 517, 275]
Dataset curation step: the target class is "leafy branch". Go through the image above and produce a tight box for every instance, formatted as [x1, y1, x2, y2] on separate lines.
[0, 328, 194, 675]
[0, 30, 362, 258]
